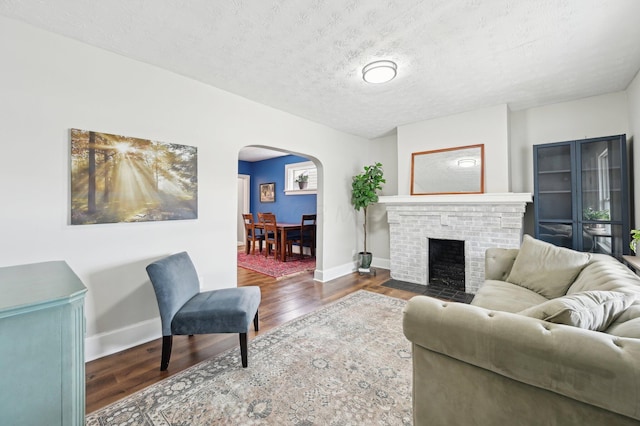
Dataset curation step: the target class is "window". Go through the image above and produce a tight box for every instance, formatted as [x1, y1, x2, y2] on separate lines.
[597, 149, 610, 212]
[285, 161, 317, 194]
[596, 148, 611, 252]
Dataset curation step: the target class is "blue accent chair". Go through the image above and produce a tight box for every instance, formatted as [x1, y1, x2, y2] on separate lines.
[146, 252, 261, 370]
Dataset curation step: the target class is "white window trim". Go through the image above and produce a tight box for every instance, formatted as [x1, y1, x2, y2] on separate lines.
[284, 160, 317, 195]
[597, 149, 610, 209]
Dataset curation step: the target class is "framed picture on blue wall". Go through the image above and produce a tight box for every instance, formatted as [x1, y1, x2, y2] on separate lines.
[260, 182, 275, 203]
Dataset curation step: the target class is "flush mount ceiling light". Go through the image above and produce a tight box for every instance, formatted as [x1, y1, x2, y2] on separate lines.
[457, 158, 477, 168]
[362, 60, 397, 84]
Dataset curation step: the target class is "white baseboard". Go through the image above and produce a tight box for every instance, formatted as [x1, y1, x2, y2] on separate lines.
[313, 261, 357, 282]
[314, 257, 390, 282]
[85, 317, 161, 362]
[86, 257, 391, 361]
[372, 257, 390, 270]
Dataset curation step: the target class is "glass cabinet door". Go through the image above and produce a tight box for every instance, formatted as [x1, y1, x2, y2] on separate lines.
[578, 137, 626, 256]
[534, 143, 575, 248]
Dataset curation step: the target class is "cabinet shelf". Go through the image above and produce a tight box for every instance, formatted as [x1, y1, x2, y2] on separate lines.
[538, 169, 571, 174]
[582, 188, 622, 193]
[582, 166, 621, 172]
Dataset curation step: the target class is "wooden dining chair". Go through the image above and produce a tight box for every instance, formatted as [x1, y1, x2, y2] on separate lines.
[288, 214, 317, 259]
[242, 213, 264, 255]
[260, 213, 282, 260]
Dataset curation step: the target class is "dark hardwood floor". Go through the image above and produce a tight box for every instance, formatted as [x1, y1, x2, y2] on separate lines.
[85, 257, 417, 414]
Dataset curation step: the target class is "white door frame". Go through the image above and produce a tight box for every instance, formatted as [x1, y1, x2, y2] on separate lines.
[237, 174, 251, 245]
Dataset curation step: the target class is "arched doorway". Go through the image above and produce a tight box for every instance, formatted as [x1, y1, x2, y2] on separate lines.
[237, 146, 321, 278]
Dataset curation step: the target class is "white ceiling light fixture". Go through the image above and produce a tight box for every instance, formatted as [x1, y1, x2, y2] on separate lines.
[457, 159, 477, 168]
[362, 60, 397, 84]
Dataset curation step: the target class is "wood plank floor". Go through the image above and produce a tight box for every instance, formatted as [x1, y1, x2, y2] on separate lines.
[85, 260, 418, 414]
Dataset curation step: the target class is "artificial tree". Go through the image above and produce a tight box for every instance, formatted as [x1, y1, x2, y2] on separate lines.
[351, 162, 385, 269]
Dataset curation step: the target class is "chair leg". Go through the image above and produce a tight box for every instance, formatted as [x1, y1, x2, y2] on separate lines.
[240, 333, 248, 368]
[254, 310, 259, 331]
[160, 335, 173, 371]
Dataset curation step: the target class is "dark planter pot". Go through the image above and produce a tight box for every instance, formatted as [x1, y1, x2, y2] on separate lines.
[297, 181, 308, 189]
[358, 252, 373, 269]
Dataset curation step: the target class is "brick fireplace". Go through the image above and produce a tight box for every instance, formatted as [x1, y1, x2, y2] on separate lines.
[378, 193, 531, 294]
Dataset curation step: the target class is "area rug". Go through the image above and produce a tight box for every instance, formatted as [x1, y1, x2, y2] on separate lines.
[86, 290, 412, 425]
[238, 251, 316, 278]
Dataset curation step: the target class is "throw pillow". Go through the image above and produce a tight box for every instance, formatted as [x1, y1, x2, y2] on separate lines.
[518, 291, 636, 331]
[506, 235, 591, 298]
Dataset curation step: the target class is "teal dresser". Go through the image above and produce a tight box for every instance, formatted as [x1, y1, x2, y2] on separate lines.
[0, 261, 87, 425]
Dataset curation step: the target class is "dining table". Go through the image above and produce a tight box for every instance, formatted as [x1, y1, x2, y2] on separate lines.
[256, 222, 314, 262]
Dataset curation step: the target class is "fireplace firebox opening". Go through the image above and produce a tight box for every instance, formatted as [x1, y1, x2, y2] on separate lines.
[428, 238, 465, 292]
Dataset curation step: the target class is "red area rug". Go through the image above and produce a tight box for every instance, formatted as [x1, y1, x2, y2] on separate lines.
[238, 252, 316, 278]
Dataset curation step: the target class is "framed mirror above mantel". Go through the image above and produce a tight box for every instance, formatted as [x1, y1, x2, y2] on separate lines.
[411, 144, 485, 195]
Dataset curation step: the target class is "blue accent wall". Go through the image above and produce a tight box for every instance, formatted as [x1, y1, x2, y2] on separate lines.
[238, 155, 317, 223]
[238, 160, 252, 175]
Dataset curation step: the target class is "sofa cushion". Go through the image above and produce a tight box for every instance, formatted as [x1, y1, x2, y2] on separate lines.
[518, 291, 636, 331]
[605, 302, 640, 338]
[506, 235, 591, 299]
[471, 280, 548, 313]
[568, 254, 640, 295]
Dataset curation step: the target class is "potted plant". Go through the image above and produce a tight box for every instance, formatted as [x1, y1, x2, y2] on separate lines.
[630, 229, 640, 253]
[295, 173, 309, 189]
[583, 207, 609, 228]
[351, 162, 385, 271]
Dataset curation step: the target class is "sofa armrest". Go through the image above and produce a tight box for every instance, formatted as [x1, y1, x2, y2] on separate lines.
[403, 295, 640, 421]
[484, 247, 519, 280]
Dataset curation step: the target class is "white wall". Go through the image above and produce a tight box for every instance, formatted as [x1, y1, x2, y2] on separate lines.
[510, 92, 630, 193]
[627, 70, 640, 227]
[396, 104, 511, 195]
[365, 134, 398, 268]
[0, 17, 371, 360]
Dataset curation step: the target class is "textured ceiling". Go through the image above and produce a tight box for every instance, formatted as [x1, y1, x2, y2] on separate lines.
[237, 147, 288, 162]
[2, 0, 640, 140]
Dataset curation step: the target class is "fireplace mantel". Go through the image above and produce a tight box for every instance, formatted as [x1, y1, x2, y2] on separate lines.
[378, 193, 532, 205]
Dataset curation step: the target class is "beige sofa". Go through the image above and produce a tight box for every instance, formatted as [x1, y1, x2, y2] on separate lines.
[403, 235, 640, 426]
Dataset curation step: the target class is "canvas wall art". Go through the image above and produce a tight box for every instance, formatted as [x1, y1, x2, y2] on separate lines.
[71, 129, 197, 225]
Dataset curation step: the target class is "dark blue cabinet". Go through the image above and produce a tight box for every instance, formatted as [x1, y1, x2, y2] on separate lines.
[533, 135, 631, 258]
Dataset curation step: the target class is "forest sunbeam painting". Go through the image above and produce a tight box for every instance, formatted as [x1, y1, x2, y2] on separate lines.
[71, 129, 197, 225]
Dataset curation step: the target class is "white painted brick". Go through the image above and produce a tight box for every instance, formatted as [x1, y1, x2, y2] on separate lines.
[386, 200, 526, 293]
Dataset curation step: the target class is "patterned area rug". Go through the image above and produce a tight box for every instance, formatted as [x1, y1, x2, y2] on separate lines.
[237, 251, 316, 278]
[86, 291, 412, 425]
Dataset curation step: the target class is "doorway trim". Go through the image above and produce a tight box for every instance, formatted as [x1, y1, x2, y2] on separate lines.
[238, 174, 250, 245]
